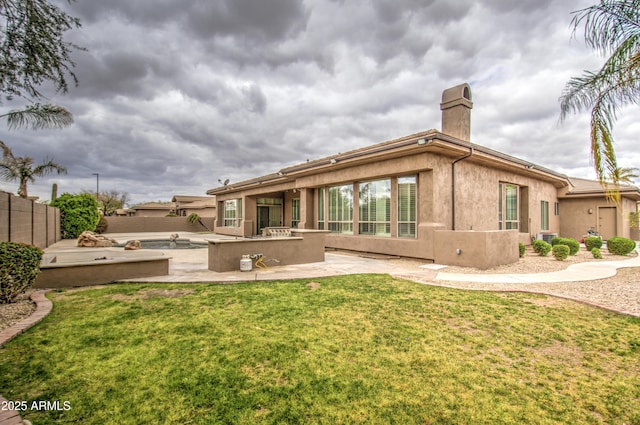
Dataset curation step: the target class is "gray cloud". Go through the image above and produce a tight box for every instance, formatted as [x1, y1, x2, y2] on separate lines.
[1, 0, 636, 205]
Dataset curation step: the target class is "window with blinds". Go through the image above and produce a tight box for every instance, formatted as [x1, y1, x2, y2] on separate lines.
[541, 200, 549, 231]
[292, 198, 300, 228]
[398, 176, 417, 238]
[498, 183, 519, 230]
[224, 199, 242, 227]
[328, 184, 353, 234]
[317, 188, 325, 230]
[358, 179, 391, 236]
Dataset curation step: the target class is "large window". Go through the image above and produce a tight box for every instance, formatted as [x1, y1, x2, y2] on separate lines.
[359, 179, 391, 236]
[541, 200, 549, 231]
[224, 199, 242, 227]
[328, 184, 353, 234]
[292, 199, 300, 228]
[398, 176, 417, 238]
[498, 183, 519, 230]
[317, 189, 325, 230]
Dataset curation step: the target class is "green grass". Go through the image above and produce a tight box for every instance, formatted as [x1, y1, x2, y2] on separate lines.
[1, 275, 639, 424]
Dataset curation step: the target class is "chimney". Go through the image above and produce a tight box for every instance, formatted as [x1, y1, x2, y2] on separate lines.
[440, 83, 473, 142]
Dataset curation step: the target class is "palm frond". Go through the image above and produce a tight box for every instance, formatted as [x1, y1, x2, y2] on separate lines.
[0, 103, 74, 130]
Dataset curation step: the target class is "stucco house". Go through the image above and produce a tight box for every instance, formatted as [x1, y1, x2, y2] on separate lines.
[172, 195, 217, 217]
[559, 177, 640, 241]
[207, 83, 639, 268]
[130, 202, 176, 217]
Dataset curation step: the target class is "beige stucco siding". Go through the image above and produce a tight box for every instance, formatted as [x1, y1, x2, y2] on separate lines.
[559, 196, 638, 240]
[448, 160, 560, 236]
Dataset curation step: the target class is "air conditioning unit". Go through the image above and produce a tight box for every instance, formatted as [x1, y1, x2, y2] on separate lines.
[541, 233, 557, 244]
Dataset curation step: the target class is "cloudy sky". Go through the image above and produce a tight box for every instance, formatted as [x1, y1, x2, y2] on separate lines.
[1, 0, 638, 205]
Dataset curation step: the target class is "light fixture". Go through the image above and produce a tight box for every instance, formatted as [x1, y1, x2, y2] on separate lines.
[526, 164, 535, 170]
[277, 171, 284, 176]
[417, 138, 427, 145]
[330, 159, 337, 164]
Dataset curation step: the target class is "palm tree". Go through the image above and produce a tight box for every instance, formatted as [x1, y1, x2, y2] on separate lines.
[0, 104, 74, 130]
[0, 141, 67, 198]
[604, 166, 640, 200]
[611, 166, 639, 184]
[559, 0, 640, 201]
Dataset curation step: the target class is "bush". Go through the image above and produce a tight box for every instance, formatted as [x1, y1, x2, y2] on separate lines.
[0, 242, 43, 304]
[518, 243, 526, 258]
[591, 247, 602, 259]
[607, 237, 637, 255]
[51, 193, 100, 239]
[533, 240, 552, 256]
[552, 244, 570, 261]
[551, 237, 580, 255]
[95, 216, 109, 234]
[584, 236, 603, 251]
[550, 236, 562, 246]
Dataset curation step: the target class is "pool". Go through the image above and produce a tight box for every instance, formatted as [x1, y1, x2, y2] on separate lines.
[116, 239, 208, 250]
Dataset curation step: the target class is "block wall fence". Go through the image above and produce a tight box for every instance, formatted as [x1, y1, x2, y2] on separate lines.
[0, 191, 61, 248]
[105, 216, 215, 233]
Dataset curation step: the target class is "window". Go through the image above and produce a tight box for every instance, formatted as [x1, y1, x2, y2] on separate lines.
[317, 188, 325, 230]
[292, 199, 300, 228]
[359, 179, 391, 236]
[398, 176, 417, 238]
[224, 199, 242, 227]
[498, 183, 519, 230]
[328, 184, 353, 234]
[554, 202, 560, 216]
[541, 200, 550, 231]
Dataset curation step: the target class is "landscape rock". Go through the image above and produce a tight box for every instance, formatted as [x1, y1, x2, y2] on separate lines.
[77, 231, 116, 247]
[124, 240, 142, 250]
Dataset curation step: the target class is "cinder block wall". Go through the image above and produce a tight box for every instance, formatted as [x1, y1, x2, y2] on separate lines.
[0, 191, 61, 248]
[105, 216, 215, 233]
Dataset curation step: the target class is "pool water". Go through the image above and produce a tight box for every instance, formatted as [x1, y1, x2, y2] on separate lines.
[117, 239, 207, 250]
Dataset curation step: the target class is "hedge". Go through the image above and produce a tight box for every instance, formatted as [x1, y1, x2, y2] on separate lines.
[552, 244, 570, 261]
[607, 237, 636, 256]
[551, 237, 580, 255]
[533, 240, 552, 256]
[0, 242, 43, 304]
[584, 236, 603, 251]
[51, 193, 100, 239]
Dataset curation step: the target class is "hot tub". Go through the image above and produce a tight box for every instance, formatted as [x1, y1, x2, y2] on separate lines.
[36, 250, 171, 288]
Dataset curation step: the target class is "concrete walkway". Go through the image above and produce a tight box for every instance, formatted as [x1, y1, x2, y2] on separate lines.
[434, 252, 640, 283]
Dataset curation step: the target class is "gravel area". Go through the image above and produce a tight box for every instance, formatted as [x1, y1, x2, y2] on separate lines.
[0, 291, 36, 332]
[437, 247, 637, 274]
[433, 267, 640, 317]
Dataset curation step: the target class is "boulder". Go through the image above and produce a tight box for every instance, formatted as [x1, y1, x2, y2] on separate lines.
[77, 231, 116, 247]
[124, 240, 142, 250]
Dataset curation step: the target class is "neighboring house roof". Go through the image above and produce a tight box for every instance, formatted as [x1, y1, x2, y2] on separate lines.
[561, 177, 640, 201]
[207, 129, 570, 195]
[132, 202, 176, 210]
[171, 195, 216, 204]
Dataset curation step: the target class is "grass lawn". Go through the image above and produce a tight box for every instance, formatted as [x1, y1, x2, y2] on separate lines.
[1, 274, 639, 424]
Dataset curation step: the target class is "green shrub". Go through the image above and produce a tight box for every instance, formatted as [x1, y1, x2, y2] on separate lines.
[0, 242, 43, 304]
[591, 247, 602, 259]
[51, 193, 100, 239]
[551, 237, 580, 255]
[550, 236, 562, 246]
[533, 240, 552, 256]
[552, 244, 570, 261]
[584, 236, 603, 251]
[607, 237, 637, 255]
[95, 216, 109, 234]
[518, 243, 526, 258]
